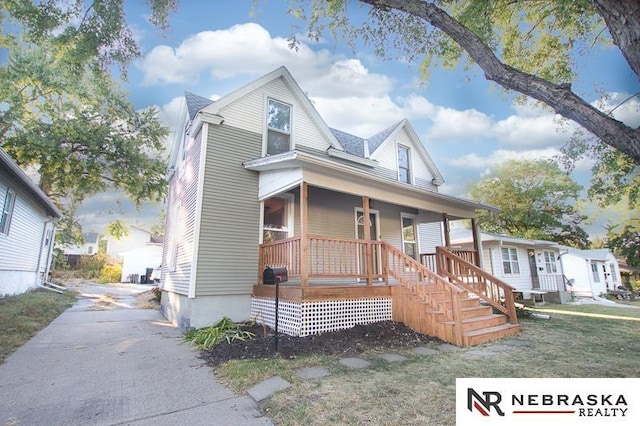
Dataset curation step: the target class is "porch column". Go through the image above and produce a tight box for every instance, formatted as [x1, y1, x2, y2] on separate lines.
[471, 218, 483, 268]
[442, 213, 451, 247]
[362, 196, 373, 286]
[300, 182, 309, 287]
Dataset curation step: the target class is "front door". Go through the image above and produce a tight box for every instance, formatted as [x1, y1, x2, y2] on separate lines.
[355, 209, 380, 279]
[528, 249, 540, 289]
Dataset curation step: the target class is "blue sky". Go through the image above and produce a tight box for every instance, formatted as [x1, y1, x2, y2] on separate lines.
[76, 0, 639, 237]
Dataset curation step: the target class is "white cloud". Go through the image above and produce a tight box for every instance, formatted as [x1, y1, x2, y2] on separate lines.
[493, 111, 575, 149]
[594, 92, 640, 128]
[446, 148, 564, 171]
[425, 107, 492, 142]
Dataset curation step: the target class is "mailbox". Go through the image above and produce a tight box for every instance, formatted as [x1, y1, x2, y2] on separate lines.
[263, 267, 288, 284]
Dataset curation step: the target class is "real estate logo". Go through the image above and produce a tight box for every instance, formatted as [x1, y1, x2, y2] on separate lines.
[456, 378, 639, 425]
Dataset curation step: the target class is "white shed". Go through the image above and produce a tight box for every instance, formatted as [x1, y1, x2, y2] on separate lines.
[119, 244, 163, 283]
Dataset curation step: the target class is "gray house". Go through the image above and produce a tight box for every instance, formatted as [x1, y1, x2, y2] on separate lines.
[160, 66, 521, 347]
[0, 149, 62, 296]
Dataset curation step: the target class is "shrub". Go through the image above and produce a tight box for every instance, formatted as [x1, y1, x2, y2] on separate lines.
[98, 263, 122, 283]
[184, 317, 255, 350]
[77, 254, 107, 279]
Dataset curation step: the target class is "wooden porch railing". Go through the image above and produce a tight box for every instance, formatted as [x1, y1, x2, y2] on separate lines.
[420, 249, 477, 272]
[258, 235, 384, 283]
[436, 246, 518, 325]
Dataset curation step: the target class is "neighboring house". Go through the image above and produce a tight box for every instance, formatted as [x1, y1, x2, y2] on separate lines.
[557, 247, 622, 298]
[618, 259, 640, 290]
[451, 230, 570, 304]
[160, 66, 521, 347]
[0, 149, 62, 296]
[119, 243, 163, 283]
[106, 226, 157, 261]
[63, 232, 100, 256]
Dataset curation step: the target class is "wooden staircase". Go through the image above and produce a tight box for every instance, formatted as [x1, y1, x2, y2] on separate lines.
[385, 244, 521, 347]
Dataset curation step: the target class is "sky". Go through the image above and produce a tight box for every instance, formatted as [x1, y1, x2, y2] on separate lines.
[75, 0, 640, 238]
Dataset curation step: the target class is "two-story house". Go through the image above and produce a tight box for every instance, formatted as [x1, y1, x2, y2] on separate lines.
[160, 66, 520, 347]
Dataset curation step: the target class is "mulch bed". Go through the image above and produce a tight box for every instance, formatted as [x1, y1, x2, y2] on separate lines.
[200, 321, 441, 367]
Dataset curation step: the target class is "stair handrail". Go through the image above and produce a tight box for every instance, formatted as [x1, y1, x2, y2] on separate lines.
[383, 242, 466, 345]
[436, 246, 519, 325]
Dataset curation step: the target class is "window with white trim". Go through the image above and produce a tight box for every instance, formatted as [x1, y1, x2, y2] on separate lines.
[501, 247, 520, 275]
[266, 98, 291, 155]
[262, 197, 291, 243]
[401, 214, 417, 260]
[1, 188, 16, 235]
[397, 144, 411, 184]
[543, 251, 557, 273]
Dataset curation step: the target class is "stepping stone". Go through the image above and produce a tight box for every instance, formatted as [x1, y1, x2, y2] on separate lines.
[503, 339, 533, 347]
[379, 353, 407, 363]
[437, 343, 461, 352]
[485, 345, 514, 352]
[294, 366, 331, 380]
[247, 376, 291, 403]
[465, 350, 498, 357]
[339, 357, 372, 369]
[413, 346, 439, 356]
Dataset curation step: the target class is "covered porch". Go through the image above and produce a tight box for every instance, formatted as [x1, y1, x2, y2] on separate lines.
[245, 154, 520, 347]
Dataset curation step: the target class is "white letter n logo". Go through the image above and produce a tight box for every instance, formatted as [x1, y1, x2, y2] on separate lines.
[467, 388, 505, 416]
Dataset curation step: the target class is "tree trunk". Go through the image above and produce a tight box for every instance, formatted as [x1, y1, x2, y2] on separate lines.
[592, 0, 640, 82]
[361, 0, 640, 164]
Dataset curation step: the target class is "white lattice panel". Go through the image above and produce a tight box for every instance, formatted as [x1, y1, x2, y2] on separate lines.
[251, 297, 392, 337]
[300, 298, 392, 336]
[251, 298, 302, 336]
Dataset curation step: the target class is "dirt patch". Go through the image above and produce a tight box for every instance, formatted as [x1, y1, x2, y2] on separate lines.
[136, 290, 161, 310]
[200, 321, 440, 367]
[84, 293, 120, 311]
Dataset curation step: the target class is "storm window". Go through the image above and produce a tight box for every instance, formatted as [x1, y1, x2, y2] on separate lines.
[0, 189, 16, 235]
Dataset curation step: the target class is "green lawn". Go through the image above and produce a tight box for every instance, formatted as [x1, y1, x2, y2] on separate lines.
[0, 289, 76, 364]
[216, 304, 640, 425]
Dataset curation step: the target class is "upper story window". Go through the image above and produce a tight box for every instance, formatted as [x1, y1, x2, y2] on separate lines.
[397, 144, 411, 184]
[266, 98, 291, 155]
[1, 188, 16, 236]
[543, 251, 557, 273]
[501, 247, 520, 275]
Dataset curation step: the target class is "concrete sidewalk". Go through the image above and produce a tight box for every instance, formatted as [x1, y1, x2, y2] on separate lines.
[0, 283, 271, 425]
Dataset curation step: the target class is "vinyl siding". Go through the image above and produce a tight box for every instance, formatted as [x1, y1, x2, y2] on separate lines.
[485, 244, 533, 292]
[161, 128, 202, 295]
[216, 77, 332, 154]
[370, 128, 438, 191]
[0, 168, 49, 275]
[194, 125, 261, 296]
[418, 222, 443, 254]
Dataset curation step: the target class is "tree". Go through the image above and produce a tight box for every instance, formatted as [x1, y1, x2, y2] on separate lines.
[106, 220, 130, 241]
[468, 160, 589, 248]
[1, 1, 175, 244]
[606, 223, 640, 268]
[290, 0, 640, 163]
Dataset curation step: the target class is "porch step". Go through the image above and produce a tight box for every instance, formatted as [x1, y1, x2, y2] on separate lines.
[461, 305, 493, 319]
[463, 323, 522, 347]
[449, 314, 507, 332]
[460, 297, 481, 308]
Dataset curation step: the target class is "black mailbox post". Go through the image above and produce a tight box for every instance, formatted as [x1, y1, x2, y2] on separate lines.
[263, 267, 288, 284]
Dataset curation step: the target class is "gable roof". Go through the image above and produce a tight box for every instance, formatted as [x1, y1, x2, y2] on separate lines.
[197, 66, 344, 152]
[0, 149, 62, 219]
[330, 121, 402, 158]
[559, 247, 614, 261]
[185, 91, 214, 121]
[451, 229, 556, 248]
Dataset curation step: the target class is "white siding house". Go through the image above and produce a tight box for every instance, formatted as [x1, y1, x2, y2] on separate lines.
[106, 226, 156, 261]
[63, 232, 100, 256]
[0, 149, 62, 296]
[451, 230, 569, 303]
[557, 247, 622, 298]
[120, 244, 163, 283]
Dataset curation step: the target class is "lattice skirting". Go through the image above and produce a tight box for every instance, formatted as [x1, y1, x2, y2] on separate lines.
[250, 297, 392, 337]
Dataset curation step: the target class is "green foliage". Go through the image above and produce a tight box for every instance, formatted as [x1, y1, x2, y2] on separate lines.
[98, 263, 122, 283]
[469, 159, 589, 247]
[606, 223, 640, 267]
[185, 317, 256, 350]
[77, 253, 107, 279]
[106, 220, 130, 240]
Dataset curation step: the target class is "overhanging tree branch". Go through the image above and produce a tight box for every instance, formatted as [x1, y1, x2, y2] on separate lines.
[361, 0, 640, 163]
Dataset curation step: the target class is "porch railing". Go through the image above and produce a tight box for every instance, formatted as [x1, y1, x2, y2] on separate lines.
[436, 246, 518, 325]
[258, 235, 384, 283]
[532, 274, 572, 292]
[420, 249, 477, 273]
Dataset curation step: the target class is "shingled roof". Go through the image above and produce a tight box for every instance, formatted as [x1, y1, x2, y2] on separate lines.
[185, 91, 214, 121]
[330, 120, 403, 158]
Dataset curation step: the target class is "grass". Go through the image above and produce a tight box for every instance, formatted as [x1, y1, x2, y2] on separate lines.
[215, 303, 640, 425]
[0, 289, 77, 364]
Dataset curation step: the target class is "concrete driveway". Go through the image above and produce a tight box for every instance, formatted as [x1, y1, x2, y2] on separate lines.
[0, 282, 271, 425]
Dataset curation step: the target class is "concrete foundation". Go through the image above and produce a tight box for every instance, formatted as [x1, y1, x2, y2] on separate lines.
[161, 290, 252, 331]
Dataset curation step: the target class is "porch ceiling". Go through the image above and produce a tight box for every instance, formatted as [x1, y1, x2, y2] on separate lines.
[244, 150, 497, 219]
